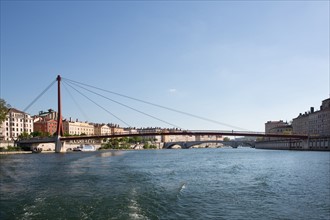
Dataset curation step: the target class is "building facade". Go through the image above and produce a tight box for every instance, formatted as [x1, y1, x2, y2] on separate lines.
[195, 134, 223, 142]
[292, 98, 330, 136]
[265, 120, 291, 134]
[264, 120, 292, 141]
[33, 109, 58, 135]
[34, 119, 57, 135]
[63, 120, 94, 136]
[136, 127, 164, 142]
[94, 124, 112, 136]
[0, 108, 34, 141]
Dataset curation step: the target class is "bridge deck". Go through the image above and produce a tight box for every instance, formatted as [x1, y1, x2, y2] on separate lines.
[59, 130, 308, 141]
[17, 131, 308, 144]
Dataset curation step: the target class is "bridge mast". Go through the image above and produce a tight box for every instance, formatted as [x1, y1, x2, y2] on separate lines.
[55, 75, 64, 152]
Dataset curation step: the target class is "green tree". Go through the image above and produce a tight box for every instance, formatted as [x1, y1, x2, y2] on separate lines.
[31, 131, 42, 137]
[143, 142, 157, 149]
[0, 99, 10, 124]
[256, 137, 264, 141]
[223, 137, 231, 141]
[19, 132, 31, 140]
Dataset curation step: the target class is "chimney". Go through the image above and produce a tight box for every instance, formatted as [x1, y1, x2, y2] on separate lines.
[310, 107, 314, 113]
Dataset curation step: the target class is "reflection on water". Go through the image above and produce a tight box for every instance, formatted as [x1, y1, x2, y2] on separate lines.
[1, 148, 330, 219]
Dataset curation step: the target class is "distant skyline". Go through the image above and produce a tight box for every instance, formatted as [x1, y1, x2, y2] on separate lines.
[1, 1, 329, 131]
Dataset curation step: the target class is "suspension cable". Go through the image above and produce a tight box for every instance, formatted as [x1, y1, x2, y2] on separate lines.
[63, 81, 131, 127]
[62, 82, 90, 122]
[63, 77, 246, 130]
[24, 79, 57, 112]
[64, 80, 182, 129]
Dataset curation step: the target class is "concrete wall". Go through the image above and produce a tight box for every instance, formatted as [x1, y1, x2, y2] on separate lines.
[255, 137, 330, 151]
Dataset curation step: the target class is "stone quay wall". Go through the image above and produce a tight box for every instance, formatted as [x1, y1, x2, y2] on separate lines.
[255, 137, 330, 151]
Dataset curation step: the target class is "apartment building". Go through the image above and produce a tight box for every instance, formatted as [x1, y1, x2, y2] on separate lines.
[34, 119, 57, 135]
[265, 120, 292, 134]
[0, 108, 33, 141]
[94, 124, 112, 135]
[33, 109, 58, 135]
[63, 120, 94, 135]
[292, 98, 330, 136]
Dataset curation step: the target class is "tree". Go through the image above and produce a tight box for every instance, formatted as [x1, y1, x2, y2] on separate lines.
[223, 137, 231, 141]
[19, 132, 31, 140]
[31, 131, 42, 137]
[0, 99, 11, 124]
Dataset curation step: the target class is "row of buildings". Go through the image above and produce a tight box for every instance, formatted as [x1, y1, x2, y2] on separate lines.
[265, 98, 330, 137]
[0, 108, 222, 143]
[0, 108, 126, 141]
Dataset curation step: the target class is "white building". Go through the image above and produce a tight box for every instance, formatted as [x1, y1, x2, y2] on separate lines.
[0, 108, 34, 141]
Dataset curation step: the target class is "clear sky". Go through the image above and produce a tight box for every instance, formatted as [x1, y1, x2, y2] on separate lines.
[1, 1, 329, 132]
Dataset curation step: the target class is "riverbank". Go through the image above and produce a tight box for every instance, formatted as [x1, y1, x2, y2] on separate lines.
[255, 136, 330, 151]
[0, 151, 32, 155]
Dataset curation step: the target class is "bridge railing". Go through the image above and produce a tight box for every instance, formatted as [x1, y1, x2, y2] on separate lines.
[185, 130, 265, 135]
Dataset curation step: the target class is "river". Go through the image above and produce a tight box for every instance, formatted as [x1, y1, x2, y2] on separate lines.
[1, 147, 329, 219]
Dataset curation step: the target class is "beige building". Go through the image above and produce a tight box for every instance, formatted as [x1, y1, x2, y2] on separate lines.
[292, 98, 330, 136]
[136, 127, 163, 142]
[162, 134, 195, 142]
[265, 120, 291, 134]
[94, 124, 111, 136]
[160, 129, 195, 142]
[264, 120, 292, 140]
[195, 134, 223, 142]
[0, 108, 33, 141]
[63, 120, 94, 136]
[111, 126, 125, 134]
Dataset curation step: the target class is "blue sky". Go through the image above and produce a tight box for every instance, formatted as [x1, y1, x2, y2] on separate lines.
[1, 1, 329, 131]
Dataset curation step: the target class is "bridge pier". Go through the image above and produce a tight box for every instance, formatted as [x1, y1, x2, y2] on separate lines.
[55, 136, 65, 153]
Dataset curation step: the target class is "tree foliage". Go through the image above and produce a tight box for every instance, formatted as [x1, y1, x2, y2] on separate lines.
[100, 137, 158, 150]
[19, 132, 31, 140]
[223, 137, 231, 141]
[0, 99, 11, 124]
[31, 131, 51, 138]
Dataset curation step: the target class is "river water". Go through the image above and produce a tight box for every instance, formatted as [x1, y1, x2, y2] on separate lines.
[1, 148, 329, 220]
